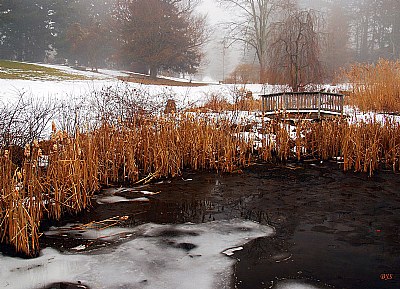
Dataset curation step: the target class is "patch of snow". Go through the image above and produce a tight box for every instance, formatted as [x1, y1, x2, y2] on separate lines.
[0, 219, 273, 289]
[132, 197, 150, 202]
[140, 190, 159, 195]
[33, 63, 130, 79]
[95, 195, 149, 204]
[71, 245, 86, 251]
[274, 280, 321, 289]
[222, 246, 243, 256]
[344, 106, 400, 124]
[95, 187, 155, 204]
[96, 195, 132, 204]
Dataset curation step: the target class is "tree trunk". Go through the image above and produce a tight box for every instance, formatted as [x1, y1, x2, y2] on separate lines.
[259, 62, 266, 83]
[150, 66, 158, 79]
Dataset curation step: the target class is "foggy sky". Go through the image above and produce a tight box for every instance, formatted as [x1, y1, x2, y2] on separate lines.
[195, 0, 340, 81]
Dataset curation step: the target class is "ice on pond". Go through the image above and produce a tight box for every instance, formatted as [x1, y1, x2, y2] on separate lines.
[274, 280, 322, 289]
[96, 195, 150, 204]
[95, 187, 154, 204]
[44, 224, 139, 242]
[0, 219, 273, 289]
[95, 195, 132, 204]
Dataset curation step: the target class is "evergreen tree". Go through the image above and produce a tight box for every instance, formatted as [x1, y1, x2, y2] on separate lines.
[115, 0, 207, 77]
[0, 0, 54, 61]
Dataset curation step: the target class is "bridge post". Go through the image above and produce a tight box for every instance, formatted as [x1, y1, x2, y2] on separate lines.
[340, 94, 344, 117]
[317, 92, 321, 118]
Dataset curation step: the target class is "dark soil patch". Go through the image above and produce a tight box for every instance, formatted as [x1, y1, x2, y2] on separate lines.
[118, 74, 208, 87]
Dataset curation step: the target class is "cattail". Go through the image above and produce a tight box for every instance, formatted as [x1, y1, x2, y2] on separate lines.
[24, 144, 30, 157]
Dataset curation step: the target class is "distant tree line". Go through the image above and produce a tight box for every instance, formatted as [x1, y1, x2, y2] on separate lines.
[220, 0, 400, 89]
[324, 0, 400, 78]
[0, 0, 206, 77]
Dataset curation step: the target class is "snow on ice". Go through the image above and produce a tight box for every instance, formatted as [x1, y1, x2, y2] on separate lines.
[1, 219, 273, 289]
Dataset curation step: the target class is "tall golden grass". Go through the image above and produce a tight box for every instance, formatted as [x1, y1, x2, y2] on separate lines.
[344, 59, 400, 113]
[1, 112, 400, 256]
[0, 115, 252, 256]
[201, 90, 262, 112]
[260, 117, 400, 175]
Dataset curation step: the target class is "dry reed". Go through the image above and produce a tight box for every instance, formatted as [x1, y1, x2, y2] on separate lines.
[0, 115, 252, 255]
[344, 59, 400, 113]
[259, 117, 400, 176]
[1, 111, 400, 256]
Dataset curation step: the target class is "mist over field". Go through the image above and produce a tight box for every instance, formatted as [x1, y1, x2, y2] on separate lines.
[1, 0, 398, 84]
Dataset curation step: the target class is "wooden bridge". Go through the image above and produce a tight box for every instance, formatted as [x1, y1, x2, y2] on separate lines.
[261, 91, 345, 119]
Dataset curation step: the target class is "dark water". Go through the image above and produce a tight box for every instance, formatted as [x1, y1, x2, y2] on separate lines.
[41, 162, 400, 289]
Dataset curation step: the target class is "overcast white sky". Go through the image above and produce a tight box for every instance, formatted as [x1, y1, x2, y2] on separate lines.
[197, 0, 225, 24]
[195, 0, 243, 81]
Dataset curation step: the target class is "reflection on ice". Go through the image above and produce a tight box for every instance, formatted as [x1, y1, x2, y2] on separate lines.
[1, 219, 273, 289]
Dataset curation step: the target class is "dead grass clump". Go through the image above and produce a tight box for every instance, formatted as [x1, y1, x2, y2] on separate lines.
[0, 146, 42, 256]
[93, 114, 252, 184]
[1, 125, 100, 256]
[202, 93, 233, 112]
[259, 117, 400, 176]
[45, 127, 99, 219]
[344, 59, 400, 113]
[119, 75, 207, 87]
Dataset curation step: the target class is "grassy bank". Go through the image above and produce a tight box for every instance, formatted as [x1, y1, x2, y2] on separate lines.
[0, 60, 89, 80]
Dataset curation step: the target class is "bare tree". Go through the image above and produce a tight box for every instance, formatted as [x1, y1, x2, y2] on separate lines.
[217, 0, 295, 82]
[0, 93, 57, 149]
[269, 9, 323, 91]
[224, 63, 260, 83]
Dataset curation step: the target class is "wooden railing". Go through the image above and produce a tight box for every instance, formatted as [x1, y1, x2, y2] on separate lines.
[261, 92, 344, 117]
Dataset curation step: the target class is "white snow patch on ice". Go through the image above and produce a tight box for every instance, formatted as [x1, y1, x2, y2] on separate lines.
[0, 219, 273, 289]
[274, 280, 321, 289]
[95, 195, 131, 204]
[222, 246, 243, 256]
[95, 187, 155, 204]
[139, 190, 159, 195]
[132, 197, 150, 202]
[95, 195, 149, 204]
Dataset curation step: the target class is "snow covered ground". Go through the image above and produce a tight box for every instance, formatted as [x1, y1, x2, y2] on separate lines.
[0, 77, 266, 108]
[0, 62, 265, 106]
[2, 63, 399, 126]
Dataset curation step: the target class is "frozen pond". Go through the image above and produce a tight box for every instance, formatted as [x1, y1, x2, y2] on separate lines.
[1, 220, 273, 289]
[1, 161, 400, 289]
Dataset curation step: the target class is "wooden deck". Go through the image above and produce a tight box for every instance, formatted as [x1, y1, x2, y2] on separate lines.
[261, 92, 344, 119]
